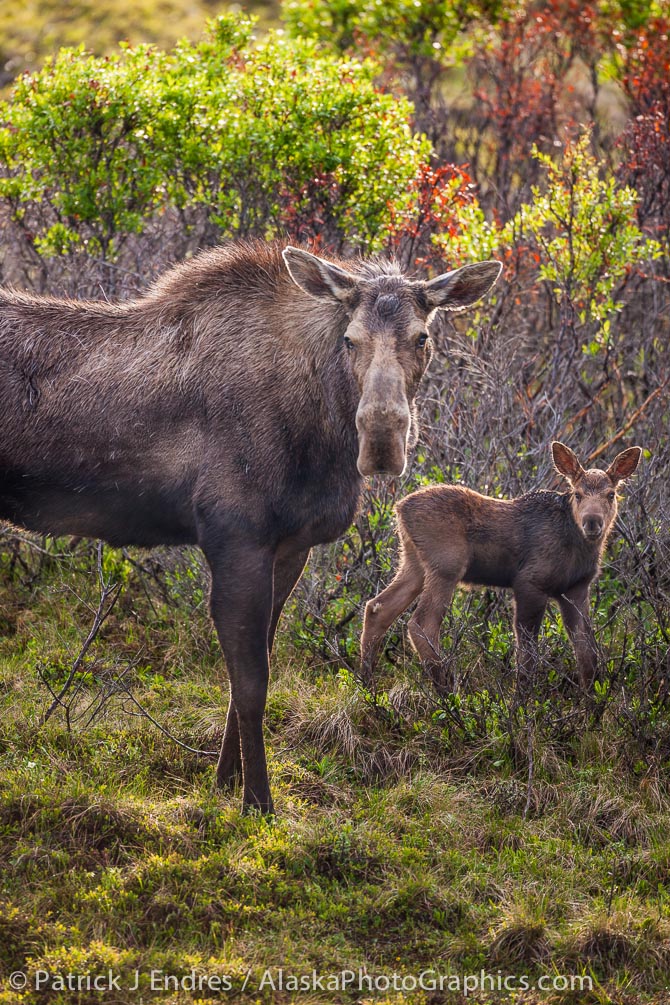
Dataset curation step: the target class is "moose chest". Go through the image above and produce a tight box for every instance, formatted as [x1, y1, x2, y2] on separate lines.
[198, 407, 362, 550]
[270, 441, 362, 547]
[518, 528, 600, 599]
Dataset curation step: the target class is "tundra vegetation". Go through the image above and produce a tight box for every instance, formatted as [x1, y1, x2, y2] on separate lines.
[0, 3, 669, 1004]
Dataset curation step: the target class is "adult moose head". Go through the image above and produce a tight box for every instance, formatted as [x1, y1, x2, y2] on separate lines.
[283, 248, 502, 479]
[0, 241, 501, 813]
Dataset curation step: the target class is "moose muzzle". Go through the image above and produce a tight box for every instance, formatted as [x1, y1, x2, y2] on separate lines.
[355, 365, 412, 477]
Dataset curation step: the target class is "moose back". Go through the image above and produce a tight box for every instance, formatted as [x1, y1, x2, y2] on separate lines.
[0, 240, 501, 812]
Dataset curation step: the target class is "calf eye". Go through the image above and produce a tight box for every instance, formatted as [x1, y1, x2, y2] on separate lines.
[416, 333, 428, 348]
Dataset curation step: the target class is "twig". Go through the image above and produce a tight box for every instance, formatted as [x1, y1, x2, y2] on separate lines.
[0, 533, 73, 559]
[587, 375, 669, 462]
[523, 710, 535, 820]
[40, 543, 121, 725]
[119, 689, 217, 757]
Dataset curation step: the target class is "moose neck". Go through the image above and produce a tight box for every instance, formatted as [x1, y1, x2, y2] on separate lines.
[558, 492, 609, 584]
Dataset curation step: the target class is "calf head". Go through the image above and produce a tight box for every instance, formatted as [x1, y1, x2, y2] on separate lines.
[552, 441, 642, 542]
[283, 247, 502, 477]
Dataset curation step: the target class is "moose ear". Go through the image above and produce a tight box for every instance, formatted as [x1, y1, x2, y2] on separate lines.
[422, 260, 502, 312]
[606, 446, 642, 484]
[552, 441, 585, 483]
[282, 246, 358, 303]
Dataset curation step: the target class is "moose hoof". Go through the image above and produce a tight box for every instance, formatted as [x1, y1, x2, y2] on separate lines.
[215, 757, 243, 792]
[357, 663, 376, 692]
[242, 797, 275, 817]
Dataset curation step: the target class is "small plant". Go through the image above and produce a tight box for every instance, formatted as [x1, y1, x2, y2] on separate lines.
[507, 132, 661, 351]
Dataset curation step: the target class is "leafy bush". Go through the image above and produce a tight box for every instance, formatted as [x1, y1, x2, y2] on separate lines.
[506, 133, 661, 344]
[0, 44, 174, 259]
[282, 0, 501, 60]
[282, 0, 504, 157]
[172, 21, 429, 250]
[0, 13, 428, 269]
[385, 162, 498, 271]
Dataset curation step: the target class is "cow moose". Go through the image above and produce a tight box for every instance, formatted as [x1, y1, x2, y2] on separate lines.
[361, 441, 642, 694]
[0, 240, 501, 812]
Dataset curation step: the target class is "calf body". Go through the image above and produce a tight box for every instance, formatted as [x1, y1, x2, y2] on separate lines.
[361, 443, 642, 692]
[0, 240, 501, 812]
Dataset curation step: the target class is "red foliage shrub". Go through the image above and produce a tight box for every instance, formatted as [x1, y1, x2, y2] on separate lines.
[617, 18, 670, 243]
[620, 16, 670, 116]
[277, 172, 343, 251]
[385, 162, 476, 271]
[466, 0, 618, 218]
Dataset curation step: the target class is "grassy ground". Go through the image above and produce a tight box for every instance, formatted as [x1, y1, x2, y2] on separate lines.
[1, 542, 670, 1005]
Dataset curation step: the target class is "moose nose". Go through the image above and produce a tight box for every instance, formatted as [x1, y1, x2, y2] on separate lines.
[582, 516, 603, 539]
[356, 402, 410, 434]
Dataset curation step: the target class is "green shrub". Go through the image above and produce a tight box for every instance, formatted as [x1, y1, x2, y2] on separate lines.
[505, 133, 662, 348]
[0, 43, 174, 258]
[281, 0, 501, 59]
[0, 14, 429, 259]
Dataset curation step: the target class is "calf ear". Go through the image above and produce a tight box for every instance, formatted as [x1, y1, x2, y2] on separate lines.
[607, 446, 642, 484]
[422, 260, 502, 312]
[282, 247, 358, 304]
[552, 441, 585, 483]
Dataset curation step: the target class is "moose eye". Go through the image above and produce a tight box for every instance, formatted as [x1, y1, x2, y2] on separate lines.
[574, 492, 583, 503]
[416, 333, 428, 349]
[608, 491, 616, 502]
[343, 336, 354, 351]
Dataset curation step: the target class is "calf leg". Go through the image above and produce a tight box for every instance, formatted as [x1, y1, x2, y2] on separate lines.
[558, 583, 598, 689]
[205, 539, 275, 813]
[513, 588, 548, 697]
[361, 545, 424, 683]
[216, 544, 310, 793]
[407, 574, 457, 692]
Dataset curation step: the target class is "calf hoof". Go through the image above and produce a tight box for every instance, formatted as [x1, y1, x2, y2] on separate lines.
[357, 665, 376, 693]
[358, 647, 377, 687]
[428, 661, 455, 696]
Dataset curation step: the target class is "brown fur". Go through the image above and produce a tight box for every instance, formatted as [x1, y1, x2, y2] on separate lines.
[361, 442, 642, 693]
[0, 239, 500, 812]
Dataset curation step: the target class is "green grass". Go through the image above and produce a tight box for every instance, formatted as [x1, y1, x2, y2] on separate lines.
[1, 543, 669, 1004]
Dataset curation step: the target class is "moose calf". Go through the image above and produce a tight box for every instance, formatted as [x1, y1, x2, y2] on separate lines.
[361, 442, 642, 692]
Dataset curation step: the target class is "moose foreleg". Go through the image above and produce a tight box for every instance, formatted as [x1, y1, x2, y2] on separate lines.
[268, 546, 311, 654]
[407, 574, 456, 693]
[513, 589, 547, 699]
[216, 545, 310, 792]
[216, 702, 242, 792]
[558, 584, 598, 689]
[207, 540, 275, 814]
